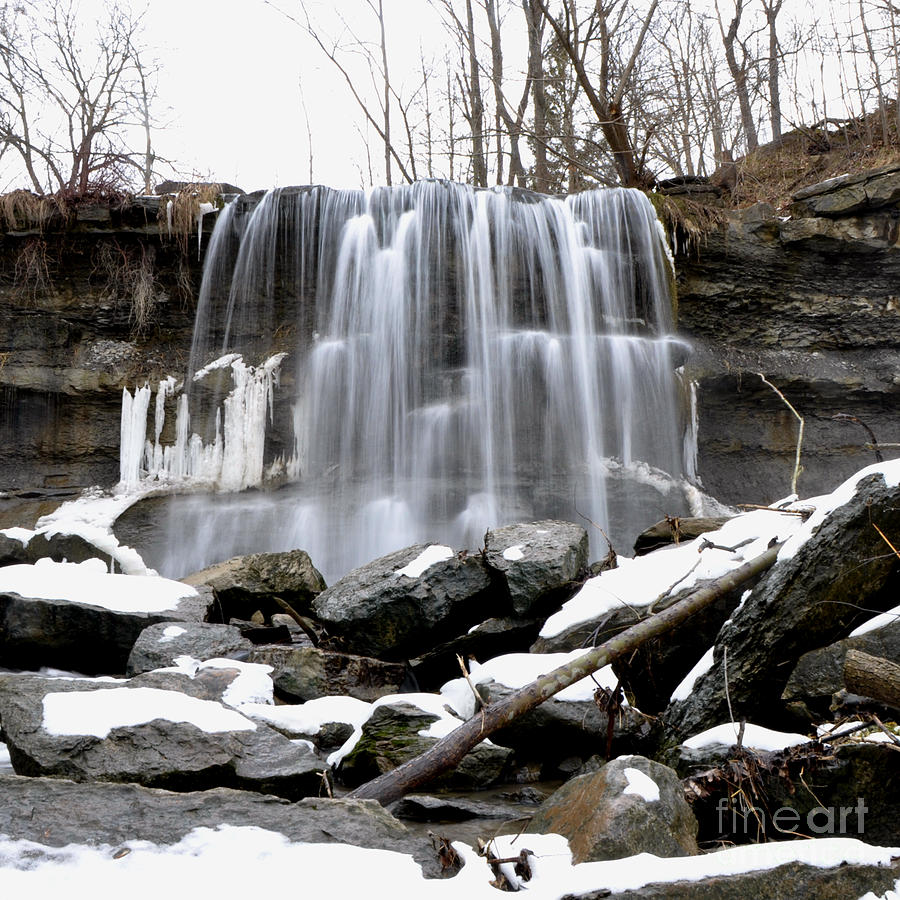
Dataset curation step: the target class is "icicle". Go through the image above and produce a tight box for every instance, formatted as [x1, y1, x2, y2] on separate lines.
[118, 383, 152, 489]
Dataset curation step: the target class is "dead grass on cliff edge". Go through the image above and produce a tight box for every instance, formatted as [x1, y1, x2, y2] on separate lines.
[158, 183, 223, 256]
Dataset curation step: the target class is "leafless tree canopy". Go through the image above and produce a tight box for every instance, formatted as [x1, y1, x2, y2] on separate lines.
[5, 0, 900, 195]
[0, 0, 159, 196]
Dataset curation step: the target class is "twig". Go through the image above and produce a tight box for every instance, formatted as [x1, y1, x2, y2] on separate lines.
[758, 373, 804, 495]
[724, 646, 735, 726]
[872, 522, 900, 560]
[833, 413, 883, 463]
[867, 714, 900, 748]
[457, 653, 484, 713]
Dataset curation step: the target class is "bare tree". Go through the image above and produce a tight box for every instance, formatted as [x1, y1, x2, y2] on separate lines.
[715, 0, 759, 153]
[534, 0, 661, 188]
[760, 0, 783, 143]
[522, 0, 550, 191]
[434, 0, 489, 186]
[0, 0, 158, 195]
[272, 1, 414, 185]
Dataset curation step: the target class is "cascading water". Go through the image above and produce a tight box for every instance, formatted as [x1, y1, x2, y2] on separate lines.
[126, 181, 695, 584]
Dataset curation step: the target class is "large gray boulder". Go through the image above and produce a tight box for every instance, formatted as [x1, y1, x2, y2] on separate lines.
[483, 520, 588, 616]
[312, 543, 502, 660]
[248, 645, 409, 703]
[661, 468, 900, 745]
[527, 755, 698, 862]
[0, 671, 325, 799]
[182, 549, 326, 621]
[0, 775, 448, 878]
[127, 621, 253, 675]
[0, 562, 214, 675]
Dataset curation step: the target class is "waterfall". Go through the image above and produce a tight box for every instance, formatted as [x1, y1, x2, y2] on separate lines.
[131, 181, 693, 583]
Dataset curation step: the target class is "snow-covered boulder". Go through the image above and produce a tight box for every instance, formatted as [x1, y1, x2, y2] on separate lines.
[0, 559, 214, 675]
[0, 776, 449, 878]
[662, 463, 900, 745]
[0, 671, 325, 799]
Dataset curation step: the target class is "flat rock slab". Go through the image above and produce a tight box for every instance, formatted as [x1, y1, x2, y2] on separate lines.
[0, 672, 325, 799]
[0, 560, 214, 675]
[588, 856, 900, 900]
[483, 520, 588, 616]
[127, 622, 253, 675]
[0, 775, 446, 878]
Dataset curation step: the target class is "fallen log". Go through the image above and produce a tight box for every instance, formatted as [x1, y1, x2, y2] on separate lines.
[348, 543, 782, 806]
[844, 648, 900, 710]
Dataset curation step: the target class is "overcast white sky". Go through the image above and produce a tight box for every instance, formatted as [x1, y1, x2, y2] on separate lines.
[137, 0, 449, 192]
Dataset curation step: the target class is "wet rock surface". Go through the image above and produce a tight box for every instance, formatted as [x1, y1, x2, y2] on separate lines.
[527, 755, 698, 862]
[312, 543, 502, 660]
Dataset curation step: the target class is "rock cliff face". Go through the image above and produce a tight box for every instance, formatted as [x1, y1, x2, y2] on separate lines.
[0, 198, 203, 518]
[2, 174, 899, 529]
[674, 165, 900, 504]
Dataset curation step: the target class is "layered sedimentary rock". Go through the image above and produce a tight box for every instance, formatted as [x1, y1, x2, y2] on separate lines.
[674, 166, 900, 504]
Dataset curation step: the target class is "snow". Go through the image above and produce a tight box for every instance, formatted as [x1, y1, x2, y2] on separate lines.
[488, 834, 900, 896]
[778, 458, 900, 562]
[0, 526, 32, 545]
[502, 544, 525, 561]
[41, 687, 257, 738]
[4, 488, 153, 576]
[158, 625, 187, 642]
[239, 695, 373, 736]
[0, 559, 198, 613]
[396, 544, 454, 578]
[0, 825, 894, 900]
[849, 604, 900, 637]
[0, 741, 11, 773]
[158, 656, 275, 707]
[683, 722, 809, 752]
[439, 651, 621, 721]
[670, 646, 715, 702]
[192, 353, 242, 381]
[623, 767, 660, 802]
[540, 507, 805, 640]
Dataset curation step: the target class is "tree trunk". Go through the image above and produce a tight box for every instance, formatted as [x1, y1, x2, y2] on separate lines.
[844, 649, 900, 710]
[348, 543, 781, 806]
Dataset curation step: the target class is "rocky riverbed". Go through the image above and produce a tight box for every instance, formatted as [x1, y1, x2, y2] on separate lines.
[1, 460, 899, 897]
